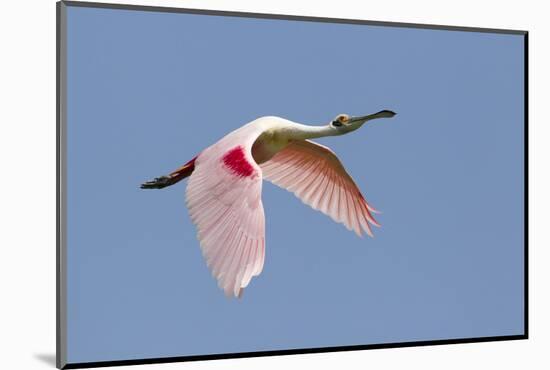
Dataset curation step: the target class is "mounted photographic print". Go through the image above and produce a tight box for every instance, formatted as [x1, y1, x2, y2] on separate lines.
[57, 1, 528, 368]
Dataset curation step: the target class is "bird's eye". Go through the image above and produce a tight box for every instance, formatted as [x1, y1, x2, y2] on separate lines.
[338, 115, 349, 123]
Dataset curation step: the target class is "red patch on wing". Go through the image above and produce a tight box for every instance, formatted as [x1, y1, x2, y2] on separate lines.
[222, 146, 256, 177]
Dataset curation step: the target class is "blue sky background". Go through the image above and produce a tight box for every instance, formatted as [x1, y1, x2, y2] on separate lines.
[66, 5, 525, 363]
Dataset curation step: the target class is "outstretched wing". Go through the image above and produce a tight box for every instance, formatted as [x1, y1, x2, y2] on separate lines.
[186, 131, 265, 298]
[260, 139, 379, 237]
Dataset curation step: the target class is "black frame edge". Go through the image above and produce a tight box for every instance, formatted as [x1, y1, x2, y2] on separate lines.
[523, 32, 529, 339]
[62, 335, 527, 369]
[61, 0, 528, 35]
[57, 1, 68, 369]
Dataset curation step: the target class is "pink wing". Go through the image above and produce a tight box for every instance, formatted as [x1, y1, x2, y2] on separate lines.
[260, 139, 380, 237]
[185, 128, 265, 298]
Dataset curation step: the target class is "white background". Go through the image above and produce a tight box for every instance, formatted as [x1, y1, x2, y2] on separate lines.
[0, 0, 547, 369]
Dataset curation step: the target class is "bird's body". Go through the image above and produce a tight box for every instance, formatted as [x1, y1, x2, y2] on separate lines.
[142, 110, 396, 297]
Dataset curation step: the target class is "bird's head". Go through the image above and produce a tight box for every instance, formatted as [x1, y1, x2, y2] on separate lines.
[330, 110, 396, 134]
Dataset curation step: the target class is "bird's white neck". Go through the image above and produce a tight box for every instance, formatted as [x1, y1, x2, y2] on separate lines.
[283, 123, 340, 140]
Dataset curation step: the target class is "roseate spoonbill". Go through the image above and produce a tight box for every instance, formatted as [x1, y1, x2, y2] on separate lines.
[141, 110, 396, 297]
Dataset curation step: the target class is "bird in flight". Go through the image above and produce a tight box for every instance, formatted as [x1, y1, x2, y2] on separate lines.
[141, 110, 396, 297]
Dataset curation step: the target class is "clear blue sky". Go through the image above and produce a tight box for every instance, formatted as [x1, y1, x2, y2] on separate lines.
[66, 5, 525, 363]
